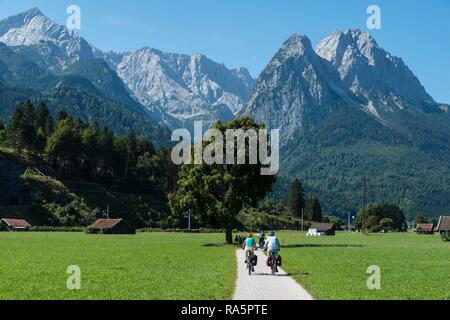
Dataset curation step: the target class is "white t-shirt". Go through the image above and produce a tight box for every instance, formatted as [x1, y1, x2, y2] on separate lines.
[266, 236, 279, 251]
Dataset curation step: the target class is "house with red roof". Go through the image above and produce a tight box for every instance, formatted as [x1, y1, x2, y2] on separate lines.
[1, 218, 32, 232]
[416, 223, 435, 235]
[87, 219, 135, 235]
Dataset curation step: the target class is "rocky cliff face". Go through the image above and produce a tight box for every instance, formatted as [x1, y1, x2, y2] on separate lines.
[242, 34, 358, 142]
[316, 29, 439, 123]
[100, 47, 255, 128]
[244, 30, 447, 143]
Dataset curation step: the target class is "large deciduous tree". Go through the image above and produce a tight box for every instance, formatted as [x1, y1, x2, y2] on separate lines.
[355, 203, 406, 232]
[169, 117, 276, 244]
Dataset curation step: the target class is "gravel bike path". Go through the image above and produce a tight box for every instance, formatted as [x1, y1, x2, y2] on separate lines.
[233, 249, 314, 300]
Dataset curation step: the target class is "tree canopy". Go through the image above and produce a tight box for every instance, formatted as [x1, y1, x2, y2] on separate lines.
[284, 179, 305, 218]
[169, 117, 276, 243]
[355, 203, 406, 232]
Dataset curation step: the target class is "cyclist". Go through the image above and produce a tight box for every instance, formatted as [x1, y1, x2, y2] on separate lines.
[264, 231, 281, 272]
[258, 230, 266, 249]
[242, 233, 257, 272]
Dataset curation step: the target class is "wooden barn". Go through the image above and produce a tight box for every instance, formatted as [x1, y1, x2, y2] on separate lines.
[308, 223, 336, 236]
[416, 223, 434, 235]
[437, 216, 450, 241]
[1, 218, 32, 232]
[87, 219, 135, 235]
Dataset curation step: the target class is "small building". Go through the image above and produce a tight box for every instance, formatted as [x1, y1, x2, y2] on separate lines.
[437, 216, 450, 241]
[416, 223, 434, 235]
[1, 218, 32, 232]
[307, 223, 336, 236]
[87, 219, 135, 235]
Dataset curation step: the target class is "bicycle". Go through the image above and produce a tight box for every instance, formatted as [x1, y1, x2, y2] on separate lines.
[268, 252, 279, 275]
[246, 250, 255, 275]
[258, 238, 265, 250]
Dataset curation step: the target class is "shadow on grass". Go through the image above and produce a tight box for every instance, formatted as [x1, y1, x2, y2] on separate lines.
[202, 243, 232, 247]
[252, 272, 307, 277]
[283, 244, 365, 248]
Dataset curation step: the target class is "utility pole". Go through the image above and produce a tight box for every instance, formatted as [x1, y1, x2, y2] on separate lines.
[362, 174, 368, 233]
[188, 210, 191, 231]
[184, 210, 192, 230]
[102, 205, 110, 220]
[348, 212, 351, 233]
[301, 208, 304, 232]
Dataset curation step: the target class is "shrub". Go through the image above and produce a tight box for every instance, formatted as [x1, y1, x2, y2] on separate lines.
[137, 228, 201, 233]
[29, 226, 86, 232]
[198, 228, 224, 233]
[43, 199, 98, 226]
[380, 217, 395, 232]
[238, 207, 307, 231]
[137, 228, 163, 233]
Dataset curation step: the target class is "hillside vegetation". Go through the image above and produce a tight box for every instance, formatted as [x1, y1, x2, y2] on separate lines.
[0, 148, 172, 228]
[0, 101, 177, 228]
[280, 107, 450, 218]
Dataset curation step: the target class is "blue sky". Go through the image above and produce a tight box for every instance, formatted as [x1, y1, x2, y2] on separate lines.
[1, 0, 449, 103]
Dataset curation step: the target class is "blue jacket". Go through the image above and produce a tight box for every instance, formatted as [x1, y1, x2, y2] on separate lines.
[245, 237, 256, 247]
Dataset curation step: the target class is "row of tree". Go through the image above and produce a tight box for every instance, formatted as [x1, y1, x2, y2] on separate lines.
[2, 101, 177, 192]
[283, 179, 324, 222]
[283, 178, 408, 232]
[355, 203, 407, 232]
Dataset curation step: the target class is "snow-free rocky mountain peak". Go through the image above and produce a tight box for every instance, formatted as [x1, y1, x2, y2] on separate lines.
[98, 47, 255, 128]
[243, 33, 358, 142]
[316, 29, 434, 112]
[244, 30, 445, 142]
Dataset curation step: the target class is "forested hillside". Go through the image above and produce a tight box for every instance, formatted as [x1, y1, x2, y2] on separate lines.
[0, 101, 177, 228]
[280, 107, 450, 218]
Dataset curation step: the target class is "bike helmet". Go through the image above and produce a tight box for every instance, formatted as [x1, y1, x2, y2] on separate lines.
[270, 231, 275, 236]
[247, 233, 253, 238]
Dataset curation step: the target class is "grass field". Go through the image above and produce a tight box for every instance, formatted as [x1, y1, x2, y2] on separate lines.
[278, 232, 450, 300]
[0, 231, 449, 300]
[0, 232, 236, 300]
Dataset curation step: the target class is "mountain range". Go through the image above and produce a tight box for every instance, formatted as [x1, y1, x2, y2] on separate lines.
[0, 8, 255, 130]
[1, 8, 449, 217]
[243, 31, 450, 216]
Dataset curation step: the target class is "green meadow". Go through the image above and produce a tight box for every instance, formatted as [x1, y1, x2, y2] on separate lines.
[0, 232, 448, 300]
[278, 232, 450, 300]
[0, 232, 236, 300]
